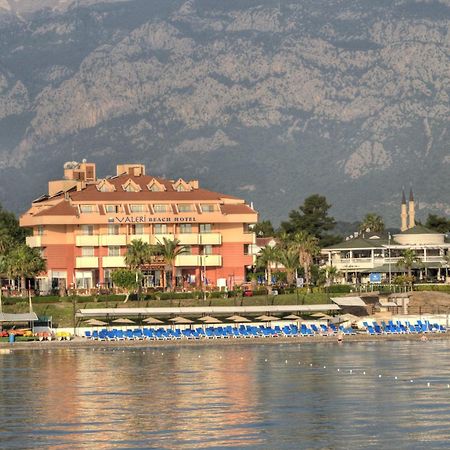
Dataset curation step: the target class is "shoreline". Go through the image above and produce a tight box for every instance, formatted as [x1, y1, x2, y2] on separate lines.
[1, 332, 449, 351]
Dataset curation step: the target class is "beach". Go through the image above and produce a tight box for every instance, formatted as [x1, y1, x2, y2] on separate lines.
[1, 331, 448, 351]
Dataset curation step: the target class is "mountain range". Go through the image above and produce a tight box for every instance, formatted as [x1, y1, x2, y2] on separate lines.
[0, 0, 449, 226]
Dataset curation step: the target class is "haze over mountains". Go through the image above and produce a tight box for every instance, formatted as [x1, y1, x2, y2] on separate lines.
[0, 0, 449, 225]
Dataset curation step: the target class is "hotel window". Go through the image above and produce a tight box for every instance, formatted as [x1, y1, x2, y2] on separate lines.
[105, 204, 121, 213]
[178, 204, 193, 212]
[130, 204, 145, 213]
[199, 224, 212, 233]
[36, 225, 44, 236]
[154, 224, 167, 234]
[148, 184, 162, 192]
[183, 245, 192, 255]
[107, 224, 120, 235]
[201, 204, 215, 212]
[203, 245, 213, 255]
[131, 224, 145, 235]
[81, 225, 94, 236]
[153, 204, 168, 213]
[80, 204, 96, 213]
[244, 244, 250, 255]
[179, 224, 192, 234]
[81, 247, 94, 257]
[108, 246, 120, 256]
[176, 184, 187, 192]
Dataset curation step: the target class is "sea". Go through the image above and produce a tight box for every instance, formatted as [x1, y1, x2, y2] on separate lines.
[1, 340, 450, 449]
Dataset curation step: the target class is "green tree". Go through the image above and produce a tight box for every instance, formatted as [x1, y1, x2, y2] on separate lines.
[280, 194, 337, 246]
[276, 246, 299, 285]
[111, 268, 139, 302]
[256, 245, 280, 293]
[125, 240, 154, 300]
[155, 238, 186, 291]
[254, 220, 275, 237]
[5, 244, 46, 292]
[359, 213, 385, 233]
[396, 249, 421, 280]
[290, 231, 319, 292]
[425, 214, 450, 233]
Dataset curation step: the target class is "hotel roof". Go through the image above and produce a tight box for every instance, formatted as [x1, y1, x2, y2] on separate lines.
[34, 200, 78, 217]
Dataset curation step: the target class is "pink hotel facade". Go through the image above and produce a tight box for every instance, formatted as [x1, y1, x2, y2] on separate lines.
[20, 162, 258, 292]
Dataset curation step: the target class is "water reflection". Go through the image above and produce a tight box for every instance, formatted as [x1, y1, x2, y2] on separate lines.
[1, 341, 450, 448]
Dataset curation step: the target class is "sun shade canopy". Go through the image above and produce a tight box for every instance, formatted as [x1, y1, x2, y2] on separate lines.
[331, 297, 366, 307]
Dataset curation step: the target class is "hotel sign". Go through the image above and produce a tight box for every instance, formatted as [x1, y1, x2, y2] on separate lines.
[109, 216, 197, 223]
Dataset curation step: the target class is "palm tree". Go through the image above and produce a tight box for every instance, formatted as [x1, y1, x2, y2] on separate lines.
[359, 213, 385, 233]
[155, 238, 186, 291]
[291, 231, 319, 292]
[5, 244, 46, 293]
[325, 265, 341, 286]
[257, 245, 280, 293]
[276, 246, 299, 286]
[396, 249, 421, 282]
[125, 240, 154, 301]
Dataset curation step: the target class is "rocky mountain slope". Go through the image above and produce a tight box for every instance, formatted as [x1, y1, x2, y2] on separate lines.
[0, 0, 449, 224]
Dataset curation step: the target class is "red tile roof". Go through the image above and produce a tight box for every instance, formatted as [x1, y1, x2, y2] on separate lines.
[68, 174, 240, 202]
[220, 204, 256, 215]
[34, 200, 78, 217]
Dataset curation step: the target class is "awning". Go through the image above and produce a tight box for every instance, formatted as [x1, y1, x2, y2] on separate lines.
[331, 297, 366, 307]
[0, 312, 39, 322]
[379, 300, 398, 307]
[76, 304, 341, 319]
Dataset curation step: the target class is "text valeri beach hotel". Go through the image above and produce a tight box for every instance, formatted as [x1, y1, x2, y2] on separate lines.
[20, 161, 258, 292]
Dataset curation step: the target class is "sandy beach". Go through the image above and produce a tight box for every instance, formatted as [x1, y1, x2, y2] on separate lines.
[1, 332, 449, 351]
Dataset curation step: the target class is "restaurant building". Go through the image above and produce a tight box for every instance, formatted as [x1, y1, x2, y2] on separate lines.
[321, 189, 450, 284]
[20, 162, 257, 293]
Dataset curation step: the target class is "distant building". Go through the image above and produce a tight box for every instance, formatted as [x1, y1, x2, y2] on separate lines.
[321, 189, 450, 283]
[20, 162, 257, 293]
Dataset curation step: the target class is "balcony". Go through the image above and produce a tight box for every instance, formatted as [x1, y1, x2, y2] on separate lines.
[175, 255, 201, 266]
[76, 235, 99, 246]
[75, 257, 99, 269]
[201, 255, 222, 266]
[127, 235, 150, 244]
[199, 233, 222, 245]
[177, 234, 199, 245]
[174, 254, 223, 267]
[152, 234, 175, 245]
[102, 256, 126, 268]
[100, 235, 127, 246]
[26, 236, 42, 248]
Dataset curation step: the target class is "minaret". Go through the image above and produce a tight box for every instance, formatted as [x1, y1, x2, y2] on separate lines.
[409, 187, 415, 229]
[401, 188, 408, 231]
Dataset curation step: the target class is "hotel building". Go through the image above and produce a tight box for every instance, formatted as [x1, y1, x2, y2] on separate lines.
[20, 162, 257, 292]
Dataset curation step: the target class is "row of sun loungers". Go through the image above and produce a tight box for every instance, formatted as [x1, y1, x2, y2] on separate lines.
[84, 323, 357, 341]
[363, 320, 446, 335]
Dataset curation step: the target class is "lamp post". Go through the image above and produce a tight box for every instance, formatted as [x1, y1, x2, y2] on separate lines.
[203, 254, 208, 302]
[388, 232, 392, 287]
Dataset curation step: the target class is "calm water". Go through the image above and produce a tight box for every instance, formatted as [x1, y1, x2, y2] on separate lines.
[1, 340, 450, 449]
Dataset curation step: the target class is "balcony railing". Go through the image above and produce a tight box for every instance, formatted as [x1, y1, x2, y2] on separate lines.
[75, 257, 99, 269]
[127, 235, 150, 244]
[174, 255, 222, 267]
[102, 256, 126, 268]
[26, 236, 42, 248]
[100, 235, 127, 246]
[76, 235, 100, 246]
